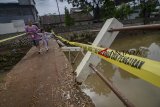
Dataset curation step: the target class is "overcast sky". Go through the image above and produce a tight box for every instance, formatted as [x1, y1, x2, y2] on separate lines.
[0, 0, 72, 16]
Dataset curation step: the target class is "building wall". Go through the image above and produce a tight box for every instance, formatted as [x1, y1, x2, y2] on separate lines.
[18, 0, 35, 5]
[11, 20, 25, 32]
[0, 15, 35, 24]
[31, 7, 39, 23]
[30, 0, 35, 5]
[0, 6, 21, 16]
[0, 6, 37, 23]
[0, 20, 25, 35]
[0, 23, 17, 34]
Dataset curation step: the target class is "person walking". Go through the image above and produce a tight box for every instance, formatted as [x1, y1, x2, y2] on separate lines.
[40, 29, 49, 51]
[25, 20, 41, 54]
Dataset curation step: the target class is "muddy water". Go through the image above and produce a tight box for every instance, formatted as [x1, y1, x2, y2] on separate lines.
[71, 32, 160, 107]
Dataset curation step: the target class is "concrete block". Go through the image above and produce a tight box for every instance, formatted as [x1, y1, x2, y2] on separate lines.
[75, 18, 123, 83]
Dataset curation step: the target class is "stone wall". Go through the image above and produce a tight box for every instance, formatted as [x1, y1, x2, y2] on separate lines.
[0, 35, 32, 50]
[0, 34, 32, 72]
[47, 23, 103, 33]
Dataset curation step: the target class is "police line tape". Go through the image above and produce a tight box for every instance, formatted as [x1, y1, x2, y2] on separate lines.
[52, 31, 160, 87]
[0, 33, 26, 43]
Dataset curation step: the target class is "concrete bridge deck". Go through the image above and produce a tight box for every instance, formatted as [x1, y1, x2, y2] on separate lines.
[0, 39, 94, 107]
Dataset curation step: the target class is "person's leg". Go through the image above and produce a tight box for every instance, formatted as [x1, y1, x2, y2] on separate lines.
[44, 39, 49, 51]
[46, 39, 49, 46]
[35, 40, 41, 53]
[37, 45, 41, 53]
[32, 40, 41, 53]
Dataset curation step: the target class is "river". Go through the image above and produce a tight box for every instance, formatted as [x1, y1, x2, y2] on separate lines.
[69, 31, 160, 107]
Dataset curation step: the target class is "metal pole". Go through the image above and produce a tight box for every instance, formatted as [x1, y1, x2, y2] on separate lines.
[55, 0, 62, 25]
[89, 63, 135, 107]
[108, 24, 160, 32]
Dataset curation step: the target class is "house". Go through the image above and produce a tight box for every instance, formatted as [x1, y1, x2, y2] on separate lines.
[40, 8, 93, 27]
[0, 0, 38, 24]
[40, 15, 65, 26]
[0, 0, 39, 34]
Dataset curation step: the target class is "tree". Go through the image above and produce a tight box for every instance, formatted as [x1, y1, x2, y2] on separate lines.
[102, 0, 116, 20]
[115, 3, 133, 20]
[139, 0, 157, 24]
[65, 0, 104, 20]
[64, 7, 74, 26]
[61, 0, 135, 20]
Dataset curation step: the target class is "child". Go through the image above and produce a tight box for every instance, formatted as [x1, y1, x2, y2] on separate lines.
[40, 29, 50, 51]
[25, 20, 41, 54]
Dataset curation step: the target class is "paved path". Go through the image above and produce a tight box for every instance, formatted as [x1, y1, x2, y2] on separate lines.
[0, 39, 94, 107]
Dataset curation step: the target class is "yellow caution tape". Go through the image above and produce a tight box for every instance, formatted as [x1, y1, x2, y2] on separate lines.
[52, 31, 160, 87]
[0, 33, 26, 43]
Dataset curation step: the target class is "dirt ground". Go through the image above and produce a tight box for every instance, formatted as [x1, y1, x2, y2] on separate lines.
[0, 39, 95, 107]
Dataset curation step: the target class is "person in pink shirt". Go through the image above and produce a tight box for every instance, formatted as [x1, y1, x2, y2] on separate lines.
[25, 20, 41, 54]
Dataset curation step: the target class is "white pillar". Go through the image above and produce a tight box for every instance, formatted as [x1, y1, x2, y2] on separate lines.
[75, 18, 123, 83]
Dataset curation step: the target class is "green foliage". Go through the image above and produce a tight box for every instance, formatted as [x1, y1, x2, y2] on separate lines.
[139, 0, 157, 24]
[66, 0, 134, 20]
[115, 3, 133, 20]
[64, 7, 74, 26]
[139, 0, 157, 18]
[66, 0, 104, 20]
[102, 0, 116, 19]
[62, 0, 158, 21]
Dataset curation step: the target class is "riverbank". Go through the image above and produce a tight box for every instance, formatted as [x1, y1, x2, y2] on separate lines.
[0, 33, 31, 90]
